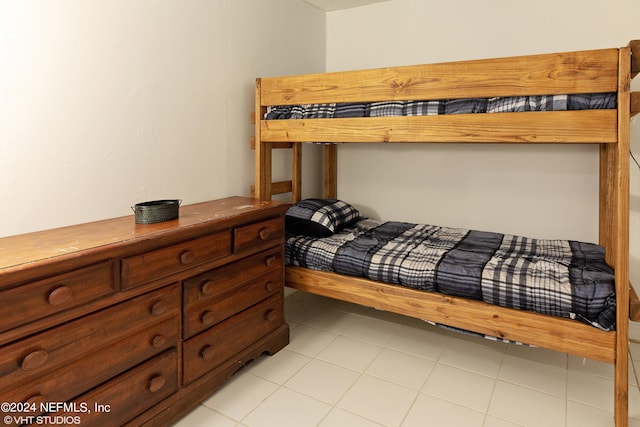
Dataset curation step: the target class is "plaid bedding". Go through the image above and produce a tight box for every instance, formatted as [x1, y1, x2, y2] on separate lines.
[265, 93, 616, 119]
[285, 219, 617, 331]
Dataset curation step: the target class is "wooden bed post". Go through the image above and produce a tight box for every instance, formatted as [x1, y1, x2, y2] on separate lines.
[255, 78, 271, 201]
[255, 78, 302, 202]
[292, 142, 302, 202]
[600, 45, 631, 427]
[323, 144, 337, 199]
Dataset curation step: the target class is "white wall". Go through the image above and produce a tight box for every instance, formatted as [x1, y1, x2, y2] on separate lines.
[325, 0, 640, 286]
[0, 0, 325, 237]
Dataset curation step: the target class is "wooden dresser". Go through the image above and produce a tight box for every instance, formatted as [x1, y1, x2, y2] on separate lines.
[0, 197, 290, 426]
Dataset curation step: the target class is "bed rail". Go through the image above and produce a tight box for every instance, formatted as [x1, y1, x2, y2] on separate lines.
[260, 49, 619, 106]
[261, 111, 617, 144]
[286, 266, 617, 362]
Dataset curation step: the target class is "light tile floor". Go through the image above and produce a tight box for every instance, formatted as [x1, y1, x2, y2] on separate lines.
[174, 290, 640, 427]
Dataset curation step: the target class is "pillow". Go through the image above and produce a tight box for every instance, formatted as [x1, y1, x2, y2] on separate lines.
[285, 198, 360, 237]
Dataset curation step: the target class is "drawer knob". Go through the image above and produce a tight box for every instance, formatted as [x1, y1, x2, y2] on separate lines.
[201, 280, 215, 295]
[148, 375, 166, 393]
[201, 310, 216, 325]
[151, 335, 167, 348]
[180, 250, 195, 265]
[264, 309, 276, 321]
[200, 345, 216, 361]
[21, 350, 49, 371]
[265, 281, 274, 292]
[258, 228, 271, 240]
[150, 300, 168, 316]
[265, 256, 277, 268]
[48, 286, 73, 306]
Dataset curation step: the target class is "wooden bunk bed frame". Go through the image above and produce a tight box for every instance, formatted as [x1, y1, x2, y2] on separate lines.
[253, 41, 640, 426]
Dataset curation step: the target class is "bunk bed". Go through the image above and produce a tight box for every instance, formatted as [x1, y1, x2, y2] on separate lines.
[252, 41, 640, 426]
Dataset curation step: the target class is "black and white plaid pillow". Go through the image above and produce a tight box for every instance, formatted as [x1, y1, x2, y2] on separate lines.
[285, 198, 360, 237]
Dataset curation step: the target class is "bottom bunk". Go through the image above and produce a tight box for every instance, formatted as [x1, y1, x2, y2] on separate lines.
[285, 199, 616, 336]
[283, 198, 620, 362]
[281, 197, 636, 425]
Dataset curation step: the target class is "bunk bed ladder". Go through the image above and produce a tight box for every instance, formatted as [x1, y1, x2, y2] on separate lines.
[253, 78, 300, 202]
[252, 140, 337, 203]
[253, 77, 336, 203]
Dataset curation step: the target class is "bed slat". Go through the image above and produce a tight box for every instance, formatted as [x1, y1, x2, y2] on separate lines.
[261, 49, 619, 106]
[262, 110, 617, 144]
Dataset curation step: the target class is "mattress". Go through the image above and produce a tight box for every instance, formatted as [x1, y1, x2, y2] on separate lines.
[285, 218, 617, 331]
[265, 93, 617, 119]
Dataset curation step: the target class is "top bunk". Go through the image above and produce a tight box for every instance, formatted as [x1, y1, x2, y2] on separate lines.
[256, 42, 639, 145]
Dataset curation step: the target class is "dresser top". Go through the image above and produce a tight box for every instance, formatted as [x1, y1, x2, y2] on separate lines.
[0, 197, 288, 273]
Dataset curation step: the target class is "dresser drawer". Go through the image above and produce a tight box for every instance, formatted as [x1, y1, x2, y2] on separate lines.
[183, 246, 282, 306]
[0, 284, 180, 394]
[183, 269, 283, 339]
[1, 317, 179, 411]
[121, 231, 232, 289]
[62, 350, 178, 427]
[183, 294, 283, 385]
[0, 260, 115, 334]
[233, 216, 284, 255]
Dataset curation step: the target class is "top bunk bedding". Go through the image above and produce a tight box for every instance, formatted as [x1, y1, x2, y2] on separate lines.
[284, 199, 617, 332]
[265, 93, 617, 120]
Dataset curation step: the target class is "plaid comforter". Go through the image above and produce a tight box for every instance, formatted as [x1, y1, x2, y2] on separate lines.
[265, 93, 616, 119]
[285, 219, 617, 331]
